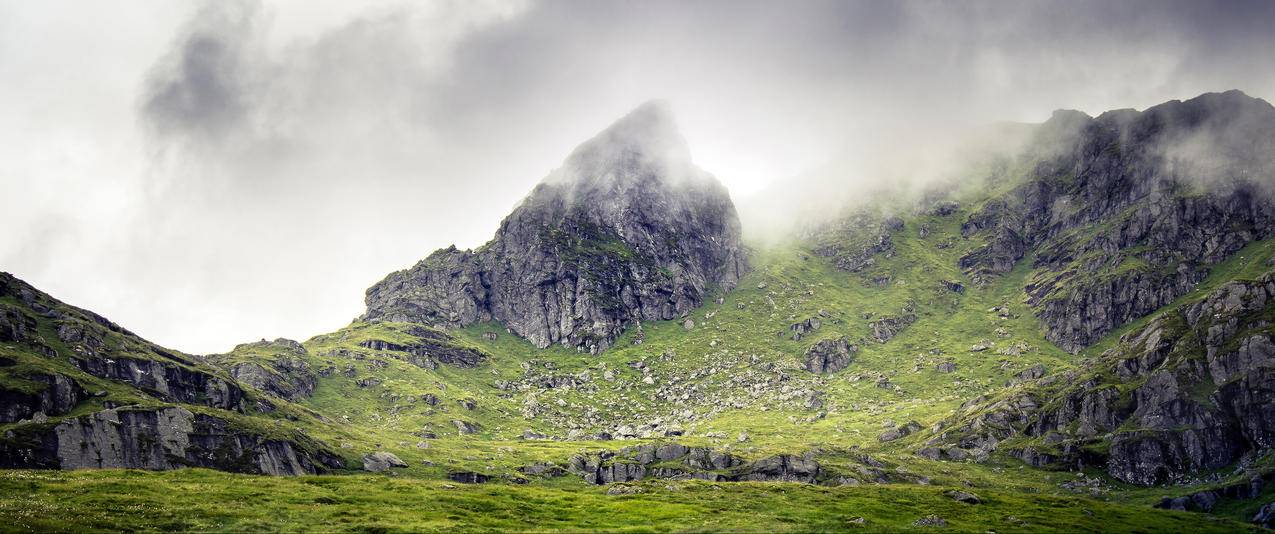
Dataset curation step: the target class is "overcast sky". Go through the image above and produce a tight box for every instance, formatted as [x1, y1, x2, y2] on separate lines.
[3, 0, 1275, 354]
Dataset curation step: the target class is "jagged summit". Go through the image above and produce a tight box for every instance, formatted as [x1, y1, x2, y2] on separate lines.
[1042, 90, 1272, 129]
[560, 100, 683, 166]
[364, 102, 747, 352]
[543, 99, 702, 195]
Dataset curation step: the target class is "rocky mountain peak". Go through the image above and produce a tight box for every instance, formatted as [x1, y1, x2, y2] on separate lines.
[537, 99, 710, 213]
[554, 99, 687, 181]
[364, 101, 747, 353]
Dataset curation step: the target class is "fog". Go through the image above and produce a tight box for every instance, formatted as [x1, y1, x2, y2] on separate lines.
[2, 0, 1275, 353]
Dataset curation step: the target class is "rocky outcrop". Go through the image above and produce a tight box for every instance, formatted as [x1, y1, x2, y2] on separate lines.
[810, 213, 904, 272]
[0, 372, 84, 424]
[71, 354, 245, 412]
[0, 273, 349, 477]
[737, 454, 820, 483]
[356, 327, 486, 369]
[363, 101, 747, 353]
[209, 339, 316, 402]
[0, 304, 38, 344]
[568, 444, 834, 485]
[362, 451, 407, 472]
[869, 310, 916, 343]
[0, 407, 342, 475]
[447, 471, 491, 484]
[804, 337, 856, 374]
[959, 91, 1275, 353]
[788, 318, 822, 341]
[451, 420, 480, 435]
[879, 421, 922, 443]
[926, 271, 1275, 486]
[1154, 472, 1272, 513]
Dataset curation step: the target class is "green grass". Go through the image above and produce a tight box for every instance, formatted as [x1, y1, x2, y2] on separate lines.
[5, 172, 1275, 530]
[0, 469, 1253, 533]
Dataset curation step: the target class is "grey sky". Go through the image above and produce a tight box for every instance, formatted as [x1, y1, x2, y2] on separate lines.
[2, 0, 1274, 353]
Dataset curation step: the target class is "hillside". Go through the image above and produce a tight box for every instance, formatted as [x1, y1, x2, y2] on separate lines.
[3, 91, 1275, 531]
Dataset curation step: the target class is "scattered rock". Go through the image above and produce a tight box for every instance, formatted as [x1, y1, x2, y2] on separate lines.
[362, 452, 407, 472]
[607, 484, 644, 495]
[804, 337, 857, 374]
[913, 515, 947, 527]
[452, 420, 480, 434]
[788, 318, 822, 341]
[1007, 364, 1045, 386]
[447, 471, 490, 484]
[869, 312, 916, 343]
[878, 421, 922, 442]
[946, 490, 981, 504]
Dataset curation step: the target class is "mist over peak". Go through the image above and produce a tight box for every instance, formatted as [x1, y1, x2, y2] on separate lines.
[547, 99, 697, 189]
[365, 99, 744, 354]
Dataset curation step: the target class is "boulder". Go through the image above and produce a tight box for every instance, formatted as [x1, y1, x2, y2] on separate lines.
[804, 337, 857, 374]
[878, 421, 922, 443]
[362, 451, 407, 472]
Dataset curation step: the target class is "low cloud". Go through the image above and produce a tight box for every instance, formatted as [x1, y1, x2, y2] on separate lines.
[3, 0, 1275, 353]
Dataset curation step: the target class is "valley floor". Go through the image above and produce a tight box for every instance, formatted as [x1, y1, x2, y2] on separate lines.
[0, 469, 1254, 533]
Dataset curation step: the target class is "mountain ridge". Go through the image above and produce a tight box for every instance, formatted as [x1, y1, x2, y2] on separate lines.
[4, 90, 1275, 530]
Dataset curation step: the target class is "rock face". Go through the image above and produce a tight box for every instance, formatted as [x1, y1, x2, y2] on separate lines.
[959, 90, 1275, 353]
[567, 443, 829, 484]
[0, 407, 342, 475]
[810, 213, 904, 272]
[0, 372, 84, 424]
[1, 273, 249, 413]
[355, 326, 486, 369]
[926, 271, 1275, 486]
[72, 354, 246, 411]
[0, 272, 344, 477]
[364, 101, 747, 353]
[737, 454, 820, 483]
[208, 339, 316, 402]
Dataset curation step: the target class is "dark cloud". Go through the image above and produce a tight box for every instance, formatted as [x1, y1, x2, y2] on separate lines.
[141, 1, 259, 146]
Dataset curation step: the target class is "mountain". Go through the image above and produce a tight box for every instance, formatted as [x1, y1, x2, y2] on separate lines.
[363, 100, 747, 353]
[4, 93, 1275, 531]
[958, 89, 1275, 352]
[925, 90, 1275, 488]
[0, 273, 343, 474]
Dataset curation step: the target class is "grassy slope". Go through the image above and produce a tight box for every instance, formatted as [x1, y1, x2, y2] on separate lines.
[5, 170, 1275, 529]
[252, 198, 1085, 483]
[0, 469, 1255, 533]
